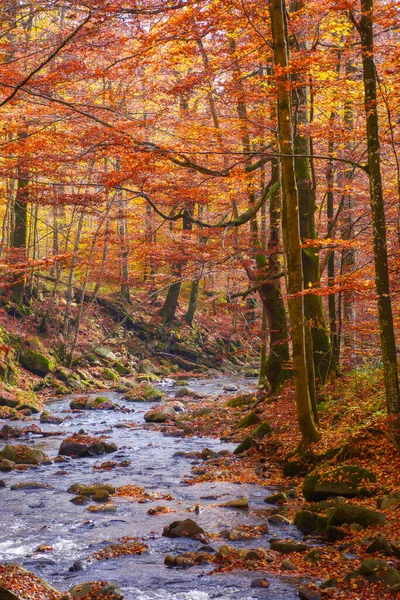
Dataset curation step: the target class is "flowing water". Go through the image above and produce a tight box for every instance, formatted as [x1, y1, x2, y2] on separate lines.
[0, 376, 305, 599]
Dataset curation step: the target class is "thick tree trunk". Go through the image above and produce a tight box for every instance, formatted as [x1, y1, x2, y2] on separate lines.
[270, 0, 320, 443]
[359, 0, 400, 442]
[11, 149, 29, 304]
[293, 80, 335, 383]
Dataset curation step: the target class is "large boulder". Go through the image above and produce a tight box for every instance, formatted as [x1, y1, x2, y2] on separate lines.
[0, 564, 61, 599]
[0, 444, 49, 465]
[59, 434, 118, 458]
[302, 465, 376, 501]
[19, 349, 55, 376]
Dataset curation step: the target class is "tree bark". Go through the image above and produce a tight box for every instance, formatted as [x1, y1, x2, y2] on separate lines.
[270, 0, 321, 442]
[358, 0, 400, 441]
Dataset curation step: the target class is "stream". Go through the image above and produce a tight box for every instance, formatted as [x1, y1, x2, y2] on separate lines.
[0, 376, 305, 599]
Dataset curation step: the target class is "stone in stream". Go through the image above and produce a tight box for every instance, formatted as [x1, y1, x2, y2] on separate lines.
[0, 444, 49, 465]
[68, 581, 123, 599]
[297, 584, 322, 600]
[250, 578, 270, 588]
[10, 482, 53, 491]
[163, 518, 205, 539]
[0, 480, 5, 488]
[265, 492, 288, 505]
[40, 411, 65, 425]
[124, 382, 164, 402]
[70, 396, 118, 411]
[144, 410, 170, 423]
[221, 497, 249, 509]
[268, 514, 291, 525]
[0, 424, 21, 439]
[0, 459, 15, 472]
[223, 384, 239, 392]
[59, 434, 118, 457]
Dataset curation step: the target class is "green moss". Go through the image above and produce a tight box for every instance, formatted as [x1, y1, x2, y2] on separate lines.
[19, 349, 55, 375]
[103, 367, 118, 381]
[238, 411, 260, 428]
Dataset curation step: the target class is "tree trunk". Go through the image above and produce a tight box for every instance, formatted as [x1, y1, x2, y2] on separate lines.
[11, 141, 29, 304]
[359, 0, 400, 443]
[270, 0, 320, 443]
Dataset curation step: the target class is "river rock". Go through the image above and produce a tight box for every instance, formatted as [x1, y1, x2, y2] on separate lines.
[40, 411, 65, 424]
[67, 483, 115, 496]
[302, 465, 376, 501]
[281, 559, 298, 571]
[238, 412, 260, 428]
[95, 347, 118, 363]
[163, 518, 205, 538]
[0, 480, 5, 488]
[294, 510, 319, 534]
[10, 482, 52, 491]
[124, 382, 163, 402]
[366, 535, 394, 556]
[175, 387, 195, 398]
[269, 539, 309, 553]
[250, 578, 270, 588]
[0, 564, 61, 599]
[298, 584, 322, 600]
[348, 558, 400, 588]
[222, 497, 249, 509]
[0, 424, 22, 439]
[68, 581, 123, 599]
[265, 492, 288, 505]
[0, 444, 49, 465]
[70, 396, 118, 411]
[268, 514, 291, 525]
[59, 434, 118, 457]
[377, 490, 400, 510]
[328, 502, 386, 527]
[19, 348, 55, 376]
[223, 384, 239, 392]
[144, 410, 170, 423]
[0, 458, 15, 471]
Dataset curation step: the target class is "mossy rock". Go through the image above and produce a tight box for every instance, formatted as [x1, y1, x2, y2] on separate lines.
[68, 581, 123, 599]
[114, 361, 130, 375]
[67, 483, 115, 496]
[103, 368, 118, 381]
[124, 382, 164, 402]
[294, 510, 319, 534]
[238, 412, 260, 428]
[253, 421, 272, 439]
[226, 394, 254, 408]
[327, 503, 386, 528]
[378, 490, 400, 510]
[348, 558, 400, 588]
[95, 347, 118, 362]
[302, 465, 376, 501]
[0, 444, 49, 465]
[19, 349, 55, 376]
[233, 435, 253, 455]
[265, 492, 288, 505]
